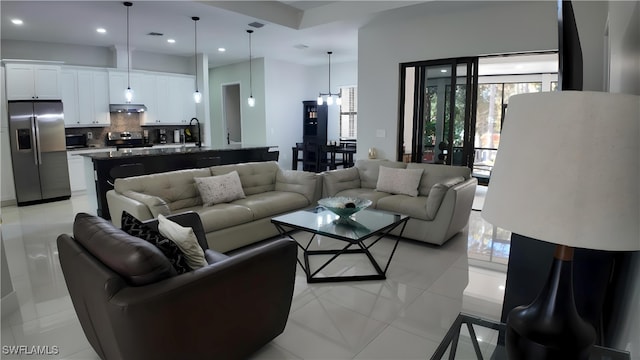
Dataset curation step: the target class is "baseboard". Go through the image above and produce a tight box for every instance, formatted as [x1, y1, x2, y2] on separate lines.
[1, 290, 19, 317]
[1, 199, 17, 207]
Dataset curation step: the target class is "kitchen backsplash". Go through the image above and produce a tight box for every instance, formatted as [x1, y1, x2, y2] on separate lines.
[65, 113, 196, 146]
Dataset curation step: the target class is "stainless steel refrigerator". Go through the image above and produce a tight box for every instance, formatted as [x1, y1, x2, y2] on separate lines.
[8, 100, 71, 205]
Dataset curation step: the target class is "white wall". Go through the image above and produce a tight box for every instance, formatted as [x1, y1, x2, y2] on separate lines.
[357, 0, 608, 161]
[0, 67, 16, 205]
[208, 59, 266, 148]
[264, 58, 308, 168]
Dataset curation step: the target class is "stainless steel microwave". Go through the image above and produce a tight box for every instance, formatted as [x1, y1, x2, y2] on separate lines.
[65, 134, 87, 149]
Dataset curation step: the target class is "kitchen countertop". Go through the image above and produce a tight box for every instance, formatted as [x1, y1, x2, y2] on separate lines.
[77, 144, 277, 160]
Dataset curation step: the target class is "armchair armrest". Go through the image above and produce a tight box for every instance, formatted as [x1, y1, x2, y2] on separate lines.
[107, 238, 297, 359]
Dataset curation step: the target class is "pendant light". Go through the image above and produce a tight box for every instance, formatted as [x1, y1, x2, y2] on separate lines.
[247, 29, 255, 107]
[124, 2, 133, 103]
[317, 51, 342, 106]
[192, 16, 202, 103]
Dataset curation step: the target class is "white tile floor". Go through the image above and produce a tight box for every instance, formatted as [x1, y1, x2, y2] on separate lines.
[1, 186, 507, 360]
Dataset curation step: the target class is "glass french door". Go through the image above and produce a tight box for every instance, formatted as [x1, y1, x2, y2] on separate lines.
[398, 57, 478, 167]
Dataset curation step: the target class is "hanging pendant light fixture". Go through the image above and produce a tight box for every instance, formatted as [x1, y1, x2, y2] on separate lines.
[247, 29, 255, 107]
[317, 51, 341, 106]
[123, 2, 133, 103]
[192, 16, 202, 104]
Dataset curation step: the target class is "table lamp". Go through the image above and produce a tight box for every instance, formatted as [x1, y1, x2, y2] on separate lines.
[482, 91, 639, 359]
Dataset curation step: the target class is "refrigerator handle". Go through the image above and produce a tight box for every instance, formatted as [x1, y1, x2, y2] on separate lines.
[30, 117, 39, 165]
[33, 116, 42, 165]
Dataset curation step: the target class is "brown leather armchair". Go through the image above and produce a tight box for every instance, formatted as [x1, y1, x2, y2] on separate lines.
[57, 212, 297, 360]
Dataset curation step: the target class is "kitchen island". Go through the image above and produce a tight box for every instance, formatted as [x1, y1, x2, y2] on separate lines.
[79, 145, 278, 219]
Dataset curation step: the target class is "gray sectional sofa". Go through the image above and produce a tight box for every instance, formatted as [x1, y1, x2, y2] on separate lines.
[107, 159, 476, 252]
[322, 159, 477, 245]
[106, 161, 321, 252]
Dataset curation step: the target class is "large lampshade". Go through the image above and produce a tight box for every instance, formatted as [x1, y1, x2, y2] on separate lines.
[482, 91, 639, 359]
[482, 91, 639, 252]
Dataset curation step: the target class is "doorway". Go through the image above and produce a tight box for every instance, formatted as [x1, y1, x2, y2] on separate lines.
[222, 83, 241, 145]
[398, 57, 478, 167]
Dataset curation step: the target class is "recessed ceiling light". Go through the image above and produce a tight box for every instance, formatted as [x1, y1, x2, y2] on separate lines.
[440, 69, 448, 73]
[217, 48, 226, 52]
[96, 28, 106, 34]
[167, 39, 176, 44]
[11, 19, 23, 25]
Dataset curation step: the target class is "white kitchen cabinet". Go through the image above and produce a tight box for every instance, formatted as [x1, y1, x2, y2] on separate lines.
[61, 70, 79, 127]
[5, 63, 61, 100]
[133, 73, 158, 125]
[62, 68, 110, 127]
[108, 70, 196, 125]
[169, 76, 197, 124]
[77, 70, 110, 126]
[108, 70, 129, 104]
[67, 153, 87, 192]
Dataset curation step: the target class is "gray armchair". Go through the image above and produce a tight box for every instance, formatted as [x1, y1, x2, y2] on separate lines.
[57, 212, 297, 360]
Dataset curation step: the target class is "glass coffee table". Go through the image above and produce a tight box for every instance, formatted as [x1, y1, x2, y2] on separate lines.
[431, 313, 631, 360]
[272, 207, 409, 283]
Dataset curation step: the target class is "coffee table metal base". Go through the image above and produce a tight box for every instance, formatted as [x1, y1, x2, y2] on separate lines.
[273, 217, 407, 283]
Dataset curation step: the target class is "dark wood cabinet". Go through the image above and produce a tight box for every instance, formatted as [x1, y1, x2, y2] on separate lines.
[302, 101, 327, 172]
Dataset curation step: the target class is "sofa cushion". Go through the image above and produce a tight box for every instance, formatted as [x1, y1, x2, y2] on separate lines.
[406, 163, 470, 196]
[194, 171, 246, 206]
[375, 166, 423, 197]
[210, 161, 279, 196]
[333, 188, 393, 208]
[121, 211, 191, 274]
[232, 191, 310, 220]
[192, 203, 255, 233]
[275, 169, 317, 203]
[158, 214, 208, 270]
[355, 160, 406, 189]
[73, 213, 176, 286]
[377, 195, 429, 220]
[323, 167, 360, 197]
[114, 168, 211, 212]
[426, 176, 466, 219]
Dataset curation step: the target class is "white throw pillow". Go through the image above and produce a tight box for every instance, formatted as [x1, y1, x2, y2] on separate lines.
[375, 166, 423, 197]
[157, 214, 208, 270]
[194, 171, 246, 206]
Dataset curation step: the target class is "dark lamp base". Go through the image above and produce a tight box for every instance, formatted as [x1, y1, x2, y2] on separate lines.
[505, 245, 596, 360]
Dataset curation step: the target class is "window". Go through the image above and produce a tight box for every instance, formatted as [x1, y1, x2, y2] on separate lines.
[474, 81, 542, 178]
[339, 86, 357, 139]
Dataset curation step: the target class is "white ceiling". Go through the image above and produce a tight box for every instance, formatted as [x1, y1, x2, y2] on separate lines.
[0, 1, 424, 67]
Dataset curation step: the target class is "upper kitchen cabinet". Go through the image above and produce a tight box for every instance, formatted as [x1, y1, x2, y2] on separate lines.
[5, 63, 61, 100]
[142, 73, 195, 125]
[61, 68, 110, 127]
[169, 75, 197, 124]
[109, 70, 195, 125]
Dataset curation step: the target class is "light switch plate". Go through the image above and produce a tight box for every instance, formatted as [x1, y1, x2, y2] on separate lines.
[87, 131, 93, 140]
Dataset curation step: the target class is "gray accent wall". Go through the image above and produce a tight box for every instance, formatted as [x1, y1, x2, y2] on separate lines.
[1, 40, 192, 74]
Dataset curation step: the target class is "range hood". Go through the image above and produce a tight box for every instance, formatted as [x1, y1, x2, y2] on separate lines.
[109, 104, 147, 113]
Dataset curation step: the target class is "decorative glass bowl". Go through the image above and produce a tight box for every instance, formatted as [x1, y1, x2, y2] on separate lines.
[317, 197, 372, 220]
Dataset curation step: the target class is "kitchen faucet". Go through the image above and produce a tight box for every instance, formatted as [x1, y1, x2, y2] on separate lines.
[189, 117, 201, 148]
